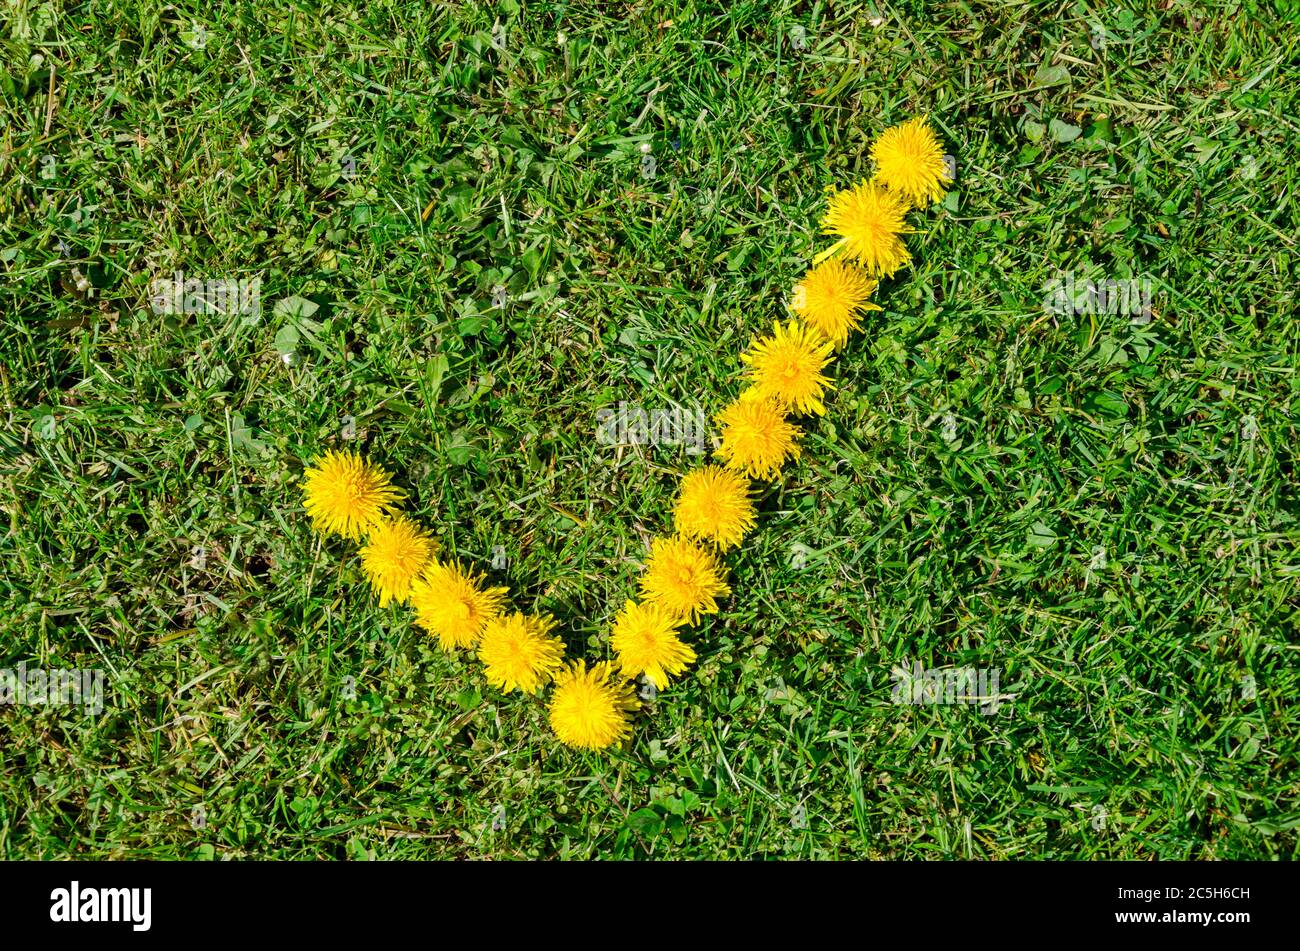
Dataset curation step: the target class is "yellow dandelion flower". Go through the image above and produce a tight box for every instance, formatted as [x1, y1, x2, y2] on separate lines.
[819, 179, 911, 277]
[741, 319, 835, 416]
[478, 612, 565, 694]
[871, 116, 951, 208]
[611, 599, 696, 689]
[410, 559, 508, 649]
[548, 660, 639, 751]
[301, 450, 404, 540]
[358, 515, 437, 607]
[715, 394, 802, 480]
[674, 465, 756, 551]
[792, 259, 882, 348]
[639, 535, 731, 623]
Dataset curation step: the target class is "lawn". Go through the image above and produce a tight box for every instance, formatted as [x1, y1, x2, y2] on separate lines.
[1, 0, 1297, 859]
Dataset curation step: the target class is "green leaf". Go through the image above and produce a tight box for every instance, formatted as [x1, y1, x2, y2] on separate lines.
[1049, 119, 1082, 143]
[1086, 391, 1129, 418]
[626, 808, 664, 836]
[1027, 521, 1058, 547]
[454, 688, 480, 711]
[273, 295, 319, 320]
[1034, 64, 1071, 86]
[273, 324, 300, 356]
[230, 412, 270, 456]
[662, 796, 686, 818]
[445, 184, 476, 222]
[446, 430, 476, 466]
[426, 353, 449, 398]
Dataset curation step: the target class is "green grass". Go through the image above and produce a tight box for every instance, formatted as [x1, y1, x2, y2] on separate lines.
[1, 0, 1298, 859]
